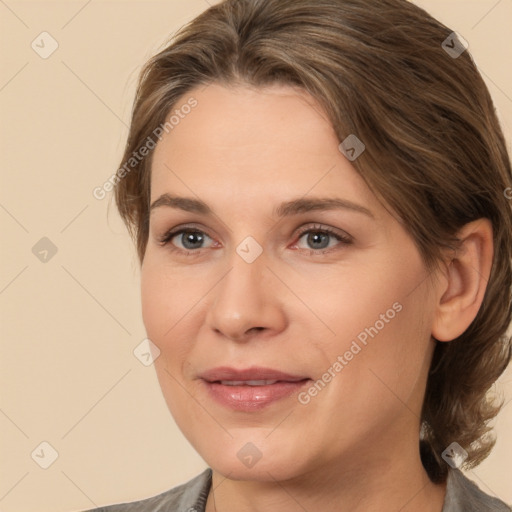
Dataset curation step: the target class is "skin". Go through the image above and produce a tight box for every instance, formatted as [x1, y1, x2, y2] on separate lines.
[141, 83, 493, 512]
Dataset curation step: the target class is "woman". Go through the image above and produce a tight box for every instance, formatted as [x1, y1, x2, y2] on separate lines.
[88, 0, 512, 510]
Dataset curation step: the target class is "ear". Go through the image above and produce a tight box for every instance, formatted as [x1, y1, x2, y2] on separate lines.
[431, 219, 494, 342]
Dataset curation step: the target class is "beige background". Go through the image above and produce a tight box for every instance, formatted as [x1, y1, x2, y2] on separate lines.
[0, 1, 511, 510]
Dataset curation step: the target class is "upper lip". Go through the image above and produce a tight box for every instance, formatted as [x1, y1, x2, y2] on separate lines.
[199, 366, 309, 383]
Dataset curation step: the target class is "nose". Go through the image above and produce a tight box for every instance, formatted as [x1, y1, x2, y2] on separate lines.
[205, 249, 288, 342]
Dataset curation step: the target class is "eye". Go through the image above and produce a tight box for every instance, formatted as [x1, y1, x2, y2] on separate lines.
[159, 227, 215, 253]
[157, 223, 352, 256]
[293, 224, 353, 253]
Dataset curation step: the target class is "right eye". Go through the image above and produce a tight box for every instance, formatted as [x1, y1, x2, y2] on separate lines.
[159, 227, 216, 254]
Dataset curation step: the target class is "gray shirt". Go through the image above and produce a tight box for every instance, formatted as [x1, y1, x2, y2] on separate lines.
[87, 467, 511, 511]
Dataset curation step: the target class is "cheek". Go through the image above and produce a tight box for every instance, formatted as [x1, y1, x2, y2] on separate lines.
[140, 256, 201, 344]
[296, 262, 409, 355]
[140, 264, 168, 343]
[328, 282, 433, 419]
[140, 255, 216, 398]
[140, 259, 199, 414]
[309, 251, 433, 394]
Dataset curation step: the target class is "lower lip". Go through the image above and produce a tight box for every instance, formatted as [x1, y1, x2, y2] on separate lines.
[202, 380, 311, 411]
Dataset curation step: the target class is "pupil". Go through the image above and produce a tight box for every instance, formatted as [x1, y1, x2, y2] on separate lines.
[309, 232, 329, 249]
[183, 232, 203, 249]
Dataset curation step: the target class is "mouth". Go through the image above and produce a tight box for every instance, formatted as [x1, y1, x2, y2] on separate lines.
[199, 366, 309, 383]
[216, 379, 284, 386]
[199, 367, 311, 411]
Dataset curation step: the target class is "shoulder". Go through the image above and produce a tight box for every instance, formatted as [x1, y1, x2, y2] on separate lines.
[443, 468, 511, 512]
[83, 468, 212, 512]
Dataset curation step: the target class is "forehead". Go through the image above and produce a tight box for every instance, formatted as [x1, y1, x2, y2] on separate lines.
[150, 82, 375, 209]
[153, 82, 335, 157]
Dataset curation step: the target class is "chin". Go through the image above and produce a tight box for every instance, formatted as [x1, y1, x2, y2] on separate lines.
[199, 439, 309, 482]
[210, 458, 300, 482]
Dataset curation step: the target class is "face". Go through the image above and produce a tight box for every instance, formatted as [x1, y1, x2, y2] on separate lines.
[142, 83, 439, 482]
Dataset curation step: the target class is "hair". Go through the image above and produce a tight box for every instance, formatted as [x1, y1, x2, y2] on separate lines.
[113, 0, 512, 483]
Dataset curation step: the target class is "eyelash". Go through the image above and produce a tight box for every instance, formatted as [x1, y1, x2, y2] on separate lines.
[157, 223, 353, 256]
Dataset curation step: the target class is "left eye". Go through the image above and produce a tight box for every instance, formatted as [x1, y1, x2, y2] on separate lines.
[294, 227, 352, 251]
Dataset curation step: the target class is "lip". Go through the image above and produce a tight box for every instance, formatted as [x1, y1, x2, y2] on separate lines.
[199, 366, 308, 383]
[199, 366, 311, 411]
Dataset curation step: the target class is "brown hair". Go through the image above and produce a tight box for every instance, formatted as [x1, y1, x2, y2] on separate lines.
[114, 0, 512, 483]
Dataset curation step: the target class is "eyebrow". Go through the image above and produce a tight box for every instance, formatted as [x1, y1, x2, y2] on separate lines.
[149, 193, 374, 219]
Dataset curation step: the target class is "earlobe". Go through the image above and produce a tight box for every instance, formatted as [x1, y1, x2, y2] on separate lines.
[431, 219, 494, 342]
